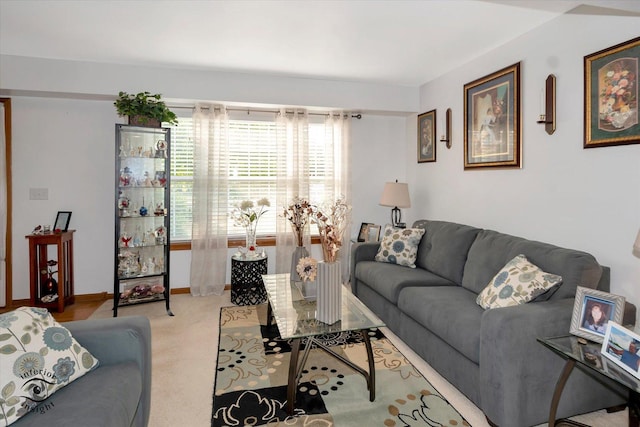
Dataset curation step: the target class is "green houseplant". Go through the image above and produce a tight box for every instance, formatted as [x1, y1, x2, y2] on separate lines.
[114, 91, 178, 126]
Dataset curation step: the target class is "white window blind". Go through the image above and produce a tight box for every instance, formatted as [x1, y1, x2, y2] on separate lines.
[168, 115, 332, 242]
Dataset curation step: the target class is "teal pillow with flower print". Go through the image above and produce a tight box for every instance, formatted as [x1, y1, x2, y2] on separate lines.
[476, 254, 563, 309]
[374, 224, 426, 268]
[0, 307, 99, 426]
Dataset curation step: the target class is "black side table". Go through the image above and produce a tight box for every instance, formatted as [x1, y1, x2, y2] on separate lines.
[231, 253, 268, 305]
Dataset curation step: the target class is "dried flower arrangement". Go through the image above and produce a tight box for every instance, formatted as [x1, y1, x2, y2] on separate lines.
[311, 196, 352, 263]
[283, 196, 313, 246]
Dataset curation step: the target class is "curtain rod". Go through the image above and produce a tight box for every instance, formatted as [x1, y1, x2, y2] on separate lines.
[170, 104, 362, 119]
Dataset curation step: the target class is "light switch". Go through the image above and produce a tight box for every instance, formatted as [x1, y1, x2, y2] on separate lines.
[29, 188, 48, 200]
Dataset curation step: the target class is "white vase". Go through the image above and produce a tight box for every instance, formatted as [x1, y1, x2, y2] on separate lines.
[290, 246, 309, 282]
[316, 261, 342, 324]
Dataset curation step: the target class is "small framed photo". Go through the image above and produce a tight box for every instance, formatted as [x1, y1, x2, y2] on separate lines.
[366, 224, 381, 242]
[570, 286, 625, 343]
[464, 62, 521, 169]
[54, 211, 72, 232]
[357, 222, 373, 242]
[417, 109, 436, 163]
[584, 36, 640, 148]
[601, 321, 640, 380]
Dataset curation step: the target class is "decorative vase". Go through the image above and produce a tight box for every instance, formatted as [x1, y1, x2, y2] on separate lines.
[316, 261, 342, 324]
[245, 230, 257, 250]
[290, 246, 309, 282]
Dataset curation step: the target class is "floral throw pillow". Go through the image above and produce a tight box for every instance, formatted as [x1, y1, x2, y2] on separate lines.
[0, 307, 99, 425]
[374, 224, 426, 268]
[476, 254, 563, 309]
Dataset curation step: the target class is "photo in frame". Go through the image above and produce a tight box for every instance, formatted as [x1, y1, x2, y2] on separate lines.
[584, 36, 640, 148]
[54, 211, 72, 232]
[417, 109, 436, 163]
[366, 224, 381, 242]
[357, 222, 373, 242]
[601, 321, 640, 380]
[570, 286, 625, 343]
[463, 62, 521, 169]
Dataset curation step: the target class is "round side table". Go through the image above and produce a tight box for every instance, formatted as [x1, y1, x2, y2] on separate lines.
[231, 252, 268, 305]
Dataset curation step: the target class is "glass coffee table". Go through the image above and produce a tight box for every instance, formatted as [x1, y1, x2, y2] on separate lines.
[261, 273, 385, 415]
[538, 335, 640, 426]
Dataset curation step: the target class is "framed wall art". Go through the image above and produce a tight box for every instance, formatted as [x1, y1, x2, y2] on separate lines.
[463, 62, 521, 169]
[601, 321, 640, 380]
[54, 211, 72, 232]
[569, 286, 625, 343]
[584, 36, 640, 148]
[417, 109, 436, 163]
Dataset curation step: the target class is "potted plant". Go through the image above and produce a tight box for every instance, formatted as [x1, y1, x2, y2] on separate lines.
[114, 91, 178, 127]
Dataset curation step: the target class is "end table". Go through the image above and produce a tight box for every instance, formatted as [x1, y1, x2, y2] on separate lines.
[230, 252, 268, 305]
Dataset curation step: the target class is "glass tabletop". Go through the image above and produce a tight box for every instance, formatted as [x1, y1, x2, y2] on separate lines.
[538, 335, 640, 393]
[262, 273, 385, 340]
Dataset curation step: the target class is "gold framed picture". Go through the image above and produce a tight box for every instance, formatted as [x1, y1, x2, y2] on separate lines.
[417, 109, 436, 163]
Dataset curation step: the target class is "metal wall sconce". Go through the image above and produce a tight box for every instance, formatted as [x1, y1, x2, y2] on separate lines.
[439, 108, 452, 148]
[536, 74, 556, 135]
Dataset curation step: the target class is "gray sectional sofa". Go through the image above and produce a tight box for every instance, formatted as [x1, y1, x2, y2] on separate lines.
[12, 315, 151, 427]
[351, 219, 633, 427]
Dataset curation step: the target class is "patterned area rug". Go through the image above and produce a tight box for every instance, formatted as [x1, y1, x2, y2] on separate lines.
[212, 304, 470, 426]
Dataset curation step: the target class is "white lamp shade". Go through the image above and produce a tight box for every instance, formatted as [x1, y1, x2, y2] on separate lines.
[633, 228, 640, 258]
[379, 182, 411, 208]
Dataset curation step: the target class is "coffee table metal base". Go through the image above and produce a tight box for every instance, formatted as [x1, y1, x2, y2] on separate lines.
[286, 330, 376, 415]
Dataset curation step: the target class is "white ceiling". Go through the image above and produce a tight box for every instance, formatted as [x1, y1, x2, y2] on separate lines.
[1, 0, 640, 87]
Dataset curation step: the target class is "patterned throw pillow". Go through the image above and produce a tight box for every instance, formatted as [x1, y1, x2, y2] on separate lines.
[476, 254, 563, 309]
[374, 224, 426, 268]
[0, 307, 99, 426]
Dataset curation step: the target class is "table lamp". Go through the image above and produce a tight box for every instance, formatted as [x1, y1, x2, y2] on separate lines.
[379, 180, 410, 228]
[633, 228, 640, 258]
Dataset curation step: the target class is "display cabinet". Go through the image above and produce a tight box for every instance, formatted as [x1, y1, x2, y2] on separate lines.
[114, 124, 173, 317]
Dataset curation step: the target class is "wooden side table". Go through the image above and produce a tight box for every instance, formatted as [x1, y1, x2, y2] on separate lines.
[25, 230, 75, 312]
[230, 253, 267, 306]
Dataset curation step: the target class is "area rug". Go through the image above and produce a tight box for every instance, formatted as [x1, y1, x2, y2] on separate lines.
[212, 304, 470, 426]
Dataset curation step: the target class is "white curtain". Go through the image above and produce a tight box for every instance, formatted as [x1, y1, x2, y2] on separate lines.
[0, 103, 6, 307]
[275, 110, 310, 273]
[189, 105, 229, 296]
[323, 113, 352, 281]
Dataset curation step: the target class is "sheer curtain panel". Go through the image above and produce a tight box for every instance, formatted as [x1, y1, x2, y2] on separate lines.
[0, 103, 6, 307]
[189, 105, 229, 296]
[275, 110, 311, 274]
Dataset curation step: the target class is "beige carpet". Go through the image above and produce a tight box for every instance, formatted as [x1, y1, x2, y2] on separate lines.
[89, 293, 627, 426]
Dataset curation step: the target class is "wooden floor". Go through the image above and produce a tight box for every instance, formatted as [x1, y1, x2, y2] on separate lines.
[1, 300, 105, 322]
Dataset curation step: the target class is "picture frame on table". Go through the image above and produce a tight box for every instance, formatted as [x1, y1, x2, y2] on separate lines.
[417, 109, 436, 163]
[463, 62, 521, 169]
[366, 224, 381, 242]
[601, 321, 640, 380]
[584, 36, 640, 148]
[569, 286, 625, 343]
[54, 211, 72, 232]
[357, 222, 373, 242]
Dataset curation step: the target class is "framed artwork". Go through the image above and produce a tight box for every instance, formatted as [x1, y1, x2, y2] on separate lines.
[417, 109, 436, 163]
[570, 286, 625, 343]
[357, 222, 373, 242]
[366, 224, 381, 242]
[54, 211, 72, 232]
[463, 62, 521, 169]
[584, 36, 640, 148]
[601, 321, 640, 380]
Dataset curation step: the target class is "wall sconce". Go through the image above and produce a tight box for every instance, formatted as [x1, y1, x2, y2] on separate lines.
[379, 180, 411, 228]
[536, 74, 556, 135]
[439, 108, 452, 149]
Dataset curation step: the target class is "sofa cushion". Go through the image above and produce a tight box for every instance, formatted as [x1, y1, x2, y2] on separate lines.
[11, 362, 142, 427]
[462, 229, 602, 299]
[476, 254, 563, 309]
[0, 307, 99, 426]
[412, 220, 481, 285]
[375, 224, 425, 268]
[355, 260, 456, 304]
[398, 286, 483, 363]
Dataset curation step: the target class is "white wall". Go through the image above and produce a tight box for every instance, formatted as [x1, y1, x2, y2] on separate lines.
[412, 14, 640, 321]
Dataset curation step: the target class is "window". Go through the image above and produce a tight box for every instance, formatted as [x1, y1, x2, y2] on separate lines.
[169, 114, 333, 241]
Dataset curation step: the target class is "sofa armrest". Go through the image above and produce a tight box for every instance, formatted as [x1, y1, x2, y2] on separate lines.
[63, 315, 151, 427]
[350, 242, 380, 292]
